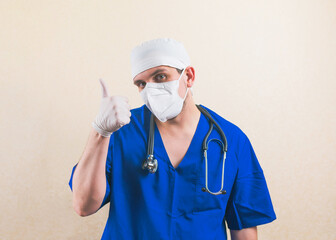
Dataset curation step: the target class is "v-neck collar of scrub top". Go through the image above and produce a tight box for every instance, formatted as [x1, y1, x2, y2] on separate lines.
[153, 110, 207, 172]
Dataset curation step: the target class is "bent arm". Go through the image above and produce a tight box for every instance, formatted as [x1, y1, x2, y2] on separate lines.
[71, 128, 110, 216]
[230, 227, 257, 240]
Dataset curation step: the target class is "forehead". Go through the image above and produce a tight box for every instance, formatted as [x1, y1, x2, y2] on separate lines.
[133, 65, 176, 82]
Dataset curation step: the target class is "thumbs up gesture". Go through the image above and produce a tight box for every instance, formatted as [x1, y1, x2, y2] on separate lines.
[92, 79, 131, 137]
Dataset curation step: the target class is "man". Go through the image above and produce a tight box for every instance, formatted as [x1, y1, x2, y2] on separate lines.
[69, 38, 276, 240]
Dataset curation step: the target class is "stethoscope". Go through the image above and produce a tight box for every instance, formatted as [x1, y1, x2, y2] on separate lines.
[142, 105, 228, 196]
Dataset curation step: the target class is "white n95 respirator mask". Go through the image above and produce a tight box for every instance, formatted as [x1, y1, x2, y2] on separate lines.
[140, 69, 189, 122]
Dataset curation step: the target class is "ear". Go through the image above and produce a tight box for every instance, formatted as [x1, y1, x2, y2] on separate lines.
[185, 66, 195, 88]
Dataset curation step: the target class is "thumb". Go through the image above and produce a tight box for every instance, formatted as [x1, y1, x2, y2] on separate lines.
[99, 78, 109, 98]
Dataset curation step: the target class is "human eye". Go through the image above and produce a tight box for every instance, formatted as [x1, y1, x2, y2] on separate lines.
[154, 73, 167, 82]
[134, 81, 146, 89]
[139, 82, 146, 88]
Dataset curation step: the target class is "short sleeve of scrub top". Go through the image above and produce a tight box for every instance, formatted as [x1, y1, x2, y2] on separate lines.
[68, 136, 114, 210]
[224, 134, 276, 230]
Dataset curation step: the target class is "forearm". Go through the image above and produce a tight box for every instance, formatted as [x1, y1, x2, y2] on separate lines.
[230, 227, 257, 240]
[72, 128, 110, 216]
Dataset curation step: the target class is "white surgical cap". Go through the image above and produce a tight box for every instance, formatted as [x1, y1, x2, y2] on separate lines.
[131, 38, 191, 79]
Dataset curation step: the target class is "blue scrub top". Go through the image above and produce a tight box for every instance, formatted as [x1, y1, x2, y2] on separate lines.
[69, 105, 276, 240]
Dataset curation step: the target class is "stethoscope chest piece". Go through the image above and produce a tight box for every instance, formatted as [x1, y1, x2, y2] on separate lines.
[142, 154, 158, 173]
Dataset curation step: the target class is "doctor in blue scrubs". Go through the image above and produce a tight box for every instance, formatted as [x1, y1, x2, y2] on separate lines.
[69, 38, 276, 240]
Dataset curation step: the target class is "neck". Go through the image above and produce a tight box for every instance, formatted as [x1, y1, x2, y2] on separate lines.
[154, 93, 200, 132]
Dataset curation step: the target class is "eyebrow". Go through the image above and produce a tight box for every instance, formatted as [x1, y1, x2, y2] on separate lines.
[133, 68, 168, 85]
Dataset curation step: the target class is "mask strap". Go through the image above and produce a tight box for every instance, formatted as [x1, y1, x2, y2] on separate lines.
[179, 68, 190, 100]
[182, 87, 189, 100]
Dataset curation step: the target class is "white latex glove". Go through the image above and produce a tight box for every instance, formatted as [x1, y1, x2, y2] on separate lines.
[92, 79, 131, 137]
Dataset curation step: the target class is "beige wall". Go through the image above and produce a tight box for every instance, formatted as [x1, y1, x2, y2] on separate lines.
[1, 0, 335, 239]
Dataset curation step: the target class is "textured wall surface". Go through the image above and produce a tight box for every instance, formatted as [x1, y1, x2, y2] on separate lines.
[1, 0, 335, 239]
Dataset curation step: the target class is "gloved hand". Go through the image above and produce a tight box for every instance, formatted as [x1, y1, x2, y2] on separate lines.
[92, 79, 131, 137]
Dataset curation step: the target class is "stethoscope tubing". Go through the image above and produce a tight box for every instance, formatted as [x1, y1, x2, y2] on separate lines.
[143, 105, 228, 195]
[196, 105, 228, 152]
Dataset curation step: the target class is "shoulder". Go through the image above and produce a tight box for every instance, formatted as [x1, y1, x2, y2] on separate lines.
[200, 105, 263, 172]
[199, 105, 247, 140]
[129, 104, 152, 126]
[130, 104, 147, 117]
[113, 104, 149, 138]
[199, 104, 251, 155]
